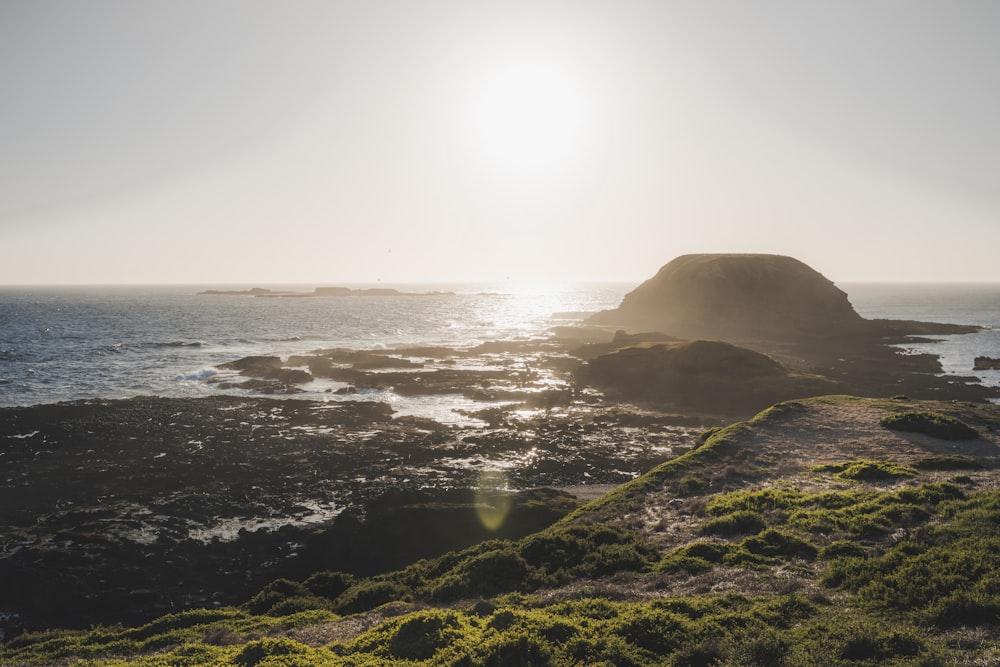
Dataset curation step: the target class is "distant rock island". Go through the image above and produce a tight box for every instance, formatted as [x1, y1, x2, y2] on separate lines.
[199, 287, 454, 297]
[590, 254, 868, 340]
[583, 253, 991, 406]
[589, 253, 978, 344]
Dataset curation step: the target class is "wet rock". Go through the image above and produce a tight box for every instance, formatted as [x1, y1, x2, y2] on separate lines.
[974, 356, 1000, 370]
[0, 394, 704, 632]
[216, 356, 313, 384]
[578, 339, 841, 416]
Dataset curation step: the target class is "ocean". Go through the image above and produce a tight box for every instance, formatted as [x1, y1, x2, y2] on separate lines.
[1, 282, 999, 414]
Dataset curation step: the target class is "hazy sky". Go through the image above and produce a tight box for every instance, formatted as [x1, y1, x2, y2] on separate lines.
[2, 0, 998, 285]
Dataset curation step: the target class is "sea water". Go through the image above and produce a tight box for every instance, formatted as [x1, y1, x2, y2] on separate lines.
[844, 283, 1000, 385]
[1, 282, 998, 414]
[0, 283, 628, 417]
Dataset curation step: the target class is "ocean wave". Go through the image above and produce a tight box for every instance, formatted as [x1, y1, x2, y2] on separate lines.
[97, 341, 206, 355]
[174, 368, 217, 382]
[97, 342, 136, 355]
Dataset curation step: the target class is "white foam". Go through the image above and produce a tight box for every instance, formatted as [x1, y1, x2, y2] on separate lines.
[175, 368, 217, 381]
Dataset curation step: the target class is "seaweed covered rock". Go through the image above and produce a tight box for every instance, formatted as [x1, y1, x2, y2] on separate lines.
[589, 254, 868, 343]
[577, 339, 840, 415]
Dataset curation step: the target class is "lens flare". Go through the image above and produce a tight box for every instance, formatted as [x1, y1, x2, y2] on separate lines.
[475, 469, 512, 531]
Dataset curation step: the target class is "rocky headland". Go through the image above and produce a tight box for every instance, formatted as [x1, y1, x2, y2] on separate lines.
[584, 253, 995, 407]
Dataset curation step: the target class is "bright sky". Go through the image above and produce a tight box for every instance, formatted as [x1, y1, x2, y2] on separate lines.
[1, 0, 998, 285]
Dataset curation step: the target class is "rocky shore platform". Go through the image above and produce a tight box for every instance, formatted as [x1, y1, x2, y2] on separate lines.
[0, 380, 708, 633]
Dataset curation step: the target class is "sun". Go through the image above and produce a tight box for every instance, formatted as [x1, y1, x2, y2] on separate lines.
[457, 52, 596, 191]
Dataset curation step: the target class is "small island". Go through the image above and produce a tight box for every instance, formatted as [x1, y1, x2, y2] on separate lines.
[199, 287, 454, 297]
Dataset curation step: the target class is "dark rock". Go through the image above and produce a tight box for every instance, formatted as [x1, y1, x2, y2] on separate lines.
[577, 339, 841, 416]
[218, 356, 283, 374]
[974, 356, 1000, 370]
[216, 356, 313, 384]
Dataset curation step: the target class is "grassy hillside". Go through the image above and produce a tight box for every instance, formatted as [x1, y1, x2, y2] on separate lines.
[4, 395, 1000, 665]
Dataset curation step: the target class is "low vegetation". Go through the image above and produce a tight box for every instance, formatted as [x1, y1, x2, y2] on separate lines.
[4, 396, 1000, 665]
[879, 410, 980, 440]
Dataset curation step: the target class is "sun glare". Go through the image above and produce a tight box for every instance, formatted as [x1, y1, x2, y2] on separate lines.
[458, 52, 595, 190]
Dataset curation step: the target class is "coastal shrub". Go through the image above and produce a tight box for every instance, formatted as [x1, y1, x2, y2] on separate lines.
[675, 476, 709, 496]
[811, 459, 917, 482]
[124, 608, 241, 641]
[519, 524, 657, 583]
[790, 500, 923, 538]
[722, 625, 789, 666]
[705, 487, 807, 516]
[700, 510, 767, 536]
[658, 541, 733, 573]
[750, 594, 819, 630]
[266, 594, 333, 616]
[924, 589, 1000, 628]
[288, 523, 659, 615]
[471, 630, 552, 667]
[834, 619, 924, 662]
[683, 541, 731, 563]
[333, 579, 411, 614]
[387, 611, 464, 660]
[430, 549, 530, 600]
[656, 553, 714, 575]
[233, 637, 310, 666]
[669, 637, 724, 666]
[895, 481, 965, 505]
[739, 529, 817, 561]
[244, 579, 309, 615]
[304, 571, 354, 600]
[618, 607, 691, 655]
[818, 540, 867, 561]
[696, 482, 960, 545]
[880, 411, 979, 440]
[9, 592, 977, 666]
[823, 490, 1000, 626]
[911, 455, 984, 471]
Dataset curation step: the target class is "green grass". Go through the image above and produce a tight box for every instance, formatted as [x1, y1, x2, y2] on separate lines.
[824, 490, 1000, 626]
[811, 459, 918, 482]
[880, 410, 980, 440]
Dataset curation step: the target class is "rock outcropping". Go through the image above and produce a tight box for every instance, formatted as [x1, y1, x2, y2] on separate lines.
[577, 339, 841, 415]
[589, 254, 867, 343]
